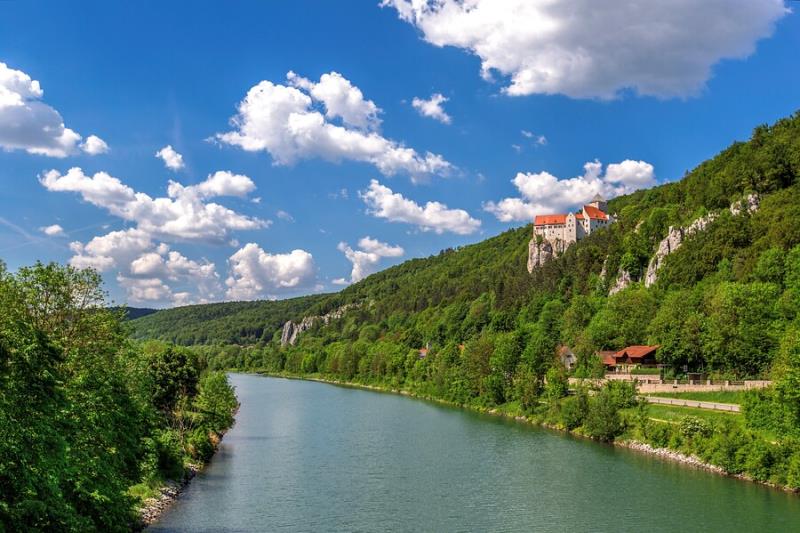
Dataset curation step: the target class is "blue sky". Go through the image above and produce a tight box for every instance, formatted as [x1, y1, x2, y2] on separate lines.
[0, 1, 798, 306]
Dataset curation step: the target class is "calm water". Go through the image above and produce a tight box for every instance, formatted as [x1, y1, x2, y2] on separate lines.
[150, 374, 798, 532]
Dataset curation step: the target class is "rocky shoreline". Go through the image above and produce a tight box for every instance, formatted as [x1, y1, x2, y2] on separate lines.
[619, 441, 727, 475]
[137, 464, 200, 529]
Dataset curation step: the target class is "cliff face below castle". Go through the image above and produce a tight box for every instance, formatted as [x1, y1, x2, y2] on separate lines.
[527, 238, 567, 273]
[527, 194, 761, 295]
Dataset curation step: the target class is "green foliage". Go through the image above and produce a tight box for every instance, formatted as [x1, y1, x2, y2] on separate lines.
[145, 342, 200, 414]
[129, 295, 329, 345]
[702, 282, 780, 376]
[584, 390, 623, 442]
[559, 388, 589, 430]
[679, 416, 713, 440]
[543, 365, 569, 403]
[128, 110, 800, 490]
[194, 371, 238, 432]
[0, 262, 237, 531]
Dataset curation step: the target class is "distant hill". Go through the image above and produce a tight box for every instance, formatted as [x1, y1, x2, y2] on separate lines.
[121, 307, 158, 320]
[135, 111, 800, 382]
[206, 110, 800, 381]
[128, 295, 330, 345]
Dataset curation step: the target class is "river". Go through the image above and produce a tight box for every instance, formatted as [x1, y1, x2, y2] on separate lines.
[149, 373, 797, 532]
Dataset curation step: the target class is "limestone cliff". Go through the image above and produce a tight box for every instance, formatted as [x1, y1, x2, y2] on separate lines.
[527, 238, 567, 273]
[644, 194, 759, 288]
[609, 269, 632, 295]
[280, 304, 356, 346]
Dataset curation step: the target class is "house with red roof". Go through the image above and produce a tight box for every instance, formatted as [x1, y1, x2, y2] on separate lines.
[533, 194, 613, 246]
[614, 345, 659, 366]
[596, 350, 618, 371]
[597, 345, 660, 372]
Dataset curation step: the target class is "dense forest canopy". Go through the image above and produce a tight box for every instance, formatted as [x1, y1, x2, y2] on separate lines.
[167, 111, 800, 382]
[129, 295, 330, 345]
[174, 110, 800, 490]
[0, 263, 237, 531]
[3, 109, 800, 531]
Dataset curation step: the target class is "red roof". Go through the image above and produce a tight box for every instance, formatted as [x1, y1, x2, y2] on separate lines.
[534, 214, 567, 226]
[614, 345, 659, 360]
[583, 205, 608, 220]
[597, 350, 617, 366]
[575, 212, 584, 220]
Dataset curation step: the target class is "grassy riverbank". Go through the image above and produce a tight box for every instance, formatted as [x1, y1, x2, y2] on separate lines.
[254, 370, 800, 493]
[646, 390, 749, 404]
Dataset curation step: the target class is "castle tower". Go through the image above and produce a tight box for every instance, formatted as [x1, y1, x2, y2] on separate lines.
[588, 193, 607, 213]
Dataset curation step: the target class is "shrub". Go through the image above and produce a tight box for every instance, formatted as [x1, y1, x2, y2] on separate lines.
[514, 363, 543, 411]
[604, 380, 639, 409]
[644, 421, 674, 448]
[543, 365, 569, 403]
[584, 394, 623, 442]
[702, 420, 751, 474]
[155, 430, 184, 480]
[679, 416, 713, 440]
[560, 391, 589, 430]
[186, 428, 214, 462]
[739, 439, 777, 482]
[786, 452, 800, 490]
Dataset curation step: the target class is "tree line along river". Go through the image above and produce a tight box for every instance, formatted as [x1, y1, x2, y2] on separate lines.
[149, 373, 798, 532]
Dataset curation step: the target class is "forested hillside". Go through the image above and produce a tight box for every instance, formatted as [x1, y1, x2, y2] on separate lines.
[0, 263, 238, 531]
[141, 111, 800, 488]
[196, 112, 800, 380]
[120, 306, 158, 320]
[129, 295, 329, 345]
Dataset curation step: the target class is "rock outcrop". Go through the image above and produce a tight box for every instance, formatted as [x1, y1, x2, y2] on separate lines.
[280, 304, 356, 346]
[609, 269, 633, 295]
[599, 257, 609, 281]
[139, 464, 200, 527]
[527, 238, 567, 273]
[644, 194, 760, 287]
[729, 193, 760, 216]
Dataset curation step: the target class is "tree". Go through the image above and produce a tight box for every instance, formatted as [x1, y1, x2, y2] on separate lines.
[584, 387, 624, 442]
[194, 372, 238, 433]
[648, 288, 704, 371]
[145, 342, 200, 415]
[702, 282, 779, 376]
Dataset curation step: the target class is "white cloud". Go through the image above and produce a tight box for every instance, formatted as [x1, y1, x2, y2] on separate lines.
[40, 167, 265, 242]
[44, 167, 266, 306]
[412, 93, 451, 124]
[360, 179, 481, 235]
[217, 71, 452, 182]
[68, 227, 221, 305]
[40, 224, 64, 236]
[381, 0, 788, 99]
[117, 276, 173, 303]
[287, 71, 381, 130]
[225, 243, 316, 300]
[69, 228, 153, 271]
[522, 130, 547, 146]
[80, 135, 109, 155]
[329, 188, 349, 200]
[187, 170, 256, 198]
[337, 236, 404, 284]
[484, 159, 656, 222]
[276, 210, 294, 222]
[0, 62, 105, 157]
[155, 144, 185, 171]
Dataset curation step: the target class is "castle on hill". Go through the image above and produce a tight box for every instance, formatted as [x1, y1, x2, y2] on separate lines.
[533, 194, 613, 246]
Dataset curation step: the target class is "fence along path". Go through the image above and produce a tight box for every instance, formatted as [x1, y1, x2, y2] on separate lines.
[644, 396, 741, 413]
